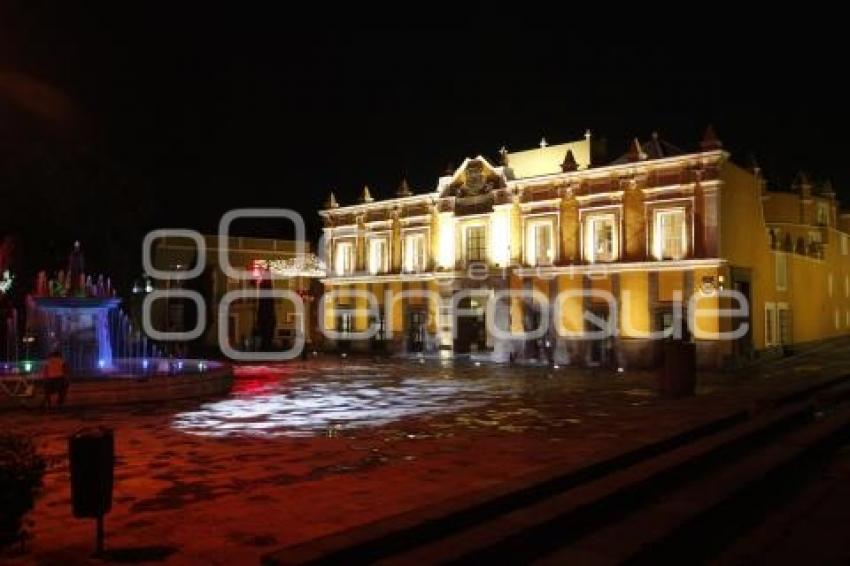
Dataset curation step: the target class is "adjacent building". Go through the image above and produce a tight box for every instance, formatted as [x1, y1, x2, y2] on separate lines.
[150, 235, 320, 353]
[319, 128, 850, 368]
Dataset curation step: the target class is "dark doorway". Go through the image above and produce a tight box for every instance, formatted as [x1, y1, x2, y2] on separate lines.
[406, 308, 426, 353]
[336, 309, 353, 353]
[732, 278, 753, 360]
[587, 304, 611, 367]
[455, 297, 486, 353]
[652, 305, 689, 367]
[370, 307, 387, 352]
[523, 300, 543, 359]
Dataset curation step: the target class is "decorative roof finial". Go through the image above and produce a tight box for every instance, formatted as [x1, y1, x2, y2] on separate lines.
[539, 137, 548, 148]
[498, 145, 509, 166]
[324, 191, 339, 209]
[627, 138, 647, 162]
[560, 149, 579, 172]
[359, 185, 374, 204]
[700, 124, 723, 150]
[396, 178, 413, 197]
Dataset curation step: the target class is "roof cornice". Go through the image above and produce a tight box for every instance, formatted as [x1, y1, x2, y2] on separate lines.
[319, 149, 728, 215]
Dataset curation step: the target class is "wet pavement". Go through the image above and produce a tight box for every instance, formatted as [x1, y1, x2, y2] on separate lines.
[172, 361, 656, 438]
[3, 344, 850, 564]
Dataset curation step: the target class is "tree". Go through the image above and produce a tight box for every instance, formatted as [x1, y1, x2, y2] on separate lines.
[0, 434, 46, 548]
[255, 278, 277, 351]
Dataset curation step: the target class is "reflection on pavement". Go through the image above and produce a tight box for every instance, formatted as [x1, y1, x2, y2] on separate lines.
[173, 363, 499, 437]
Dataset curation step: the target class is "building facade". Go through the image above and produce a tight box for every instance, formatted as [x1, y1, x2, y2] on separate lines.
[320, 129, 850, 368]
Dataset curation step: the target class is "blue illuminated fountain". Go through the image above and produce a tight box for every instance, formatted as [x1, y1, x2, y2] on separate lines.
[0, 242, 232, 409]
[25, 242, 160, 375]
[30, 296, 121, 373]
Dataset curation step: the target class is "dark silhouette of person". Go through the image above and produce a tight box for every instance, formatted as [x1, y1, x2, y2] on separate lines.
[42, 350, 69, 409]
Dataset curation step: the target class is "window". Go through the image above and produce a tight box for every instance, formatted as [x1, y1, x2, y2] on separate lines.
[368, 237, 389, 275]
[778, 305, 791, 346]
[809, 231, 822, 245]
[465, 225, 487, 263]
[842, 234, 849, 256]
[828, 273, 834, 297]
[584, 214, 618, 263]
[775, 253, 787, 291]
[816, 202, 829, 226]
[334, 241, 355, 275]
[835, 308, 841, 330]
[653, 208, 687, 260]
[403, 233, 427, 272]
[845, 275, 849, 298]
[764, 303, 777, 347]
[526, 220, 555, 266]
[846, 309, 849, 328]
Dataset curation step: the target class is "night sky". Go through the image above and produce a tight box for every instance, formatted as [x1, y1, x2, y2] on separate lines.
[0, 6, 846, 287]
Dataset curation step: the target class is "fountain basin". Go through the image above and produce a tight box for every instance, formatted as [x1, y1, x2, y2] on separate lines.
[30, 296, 123, 373]
[0, 358, 233, 411]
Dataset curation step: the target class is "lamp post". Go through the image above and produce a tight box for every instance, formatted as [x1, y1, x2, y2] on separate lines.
[252, 261, 264, 352]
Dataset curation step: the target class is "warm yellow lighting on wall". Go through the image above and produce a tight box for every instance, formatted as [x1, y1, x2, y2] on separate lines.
[490, 207, 511, 267]
[437, 212, 455, 269]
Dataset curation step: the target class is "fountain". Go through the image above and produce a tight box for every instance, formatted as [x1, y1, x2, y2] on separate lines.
[26, 242, 124, 374]
[0, 242, 232, 409]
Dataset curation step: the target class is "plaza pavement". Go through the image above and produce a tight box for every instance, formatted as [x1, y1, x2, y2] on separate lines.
[3, 340, 850, 565]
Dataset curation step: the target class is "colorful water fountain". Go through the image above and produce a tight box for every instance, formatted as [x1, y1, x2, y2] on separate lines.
[0, 242, 232, 409]
[26, 242, 130, 373]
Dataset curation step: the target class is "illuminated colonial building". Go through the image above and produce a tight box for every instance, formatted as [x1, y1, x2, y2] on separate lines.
[320, 129, 850, 368]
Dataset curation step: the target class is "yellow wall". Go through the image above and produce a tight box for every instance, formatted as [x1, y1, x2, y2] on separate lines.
[691, 267, 720, 339]
[721, 162, 850, 349]
[720, 163, 774, 349]
[620, 271, 650, 337]
[510, 273, 524, 333]
[389, 281, 403, 333]
[557, 274, 584, 335]
[560, 196, 579, 263]
[658, 271, 684, 302]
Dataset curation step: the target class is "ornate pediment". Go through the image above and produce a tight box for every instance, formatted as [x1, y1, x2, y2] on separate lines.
[441, 157, 506, 198]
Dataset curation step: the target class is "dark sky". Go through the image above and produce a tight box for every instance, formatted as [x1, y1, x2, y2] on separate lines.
[0, 5, 847, 280]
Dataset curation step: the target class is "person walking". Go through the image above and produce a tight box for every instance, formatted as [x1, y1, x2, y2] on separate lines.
[41, 350, 69, 409]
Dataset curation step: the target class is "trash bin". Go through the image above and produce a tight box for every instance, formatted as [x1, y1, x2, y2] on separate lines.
[69, 427, 114, 519]
[659, 340, 696, 397]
